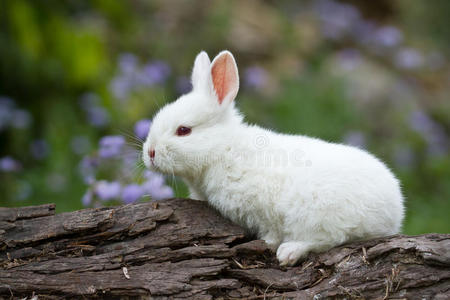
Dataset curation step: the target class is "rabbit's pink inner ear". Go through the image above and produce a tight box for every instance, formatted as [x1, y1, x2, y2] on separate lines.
[211, 54, 238, 104]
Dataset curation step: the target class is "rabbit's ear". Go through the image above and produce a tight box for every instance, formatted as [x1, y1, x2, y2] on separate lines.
[191, 51, 211, 91]
[210, 51, 239, 105]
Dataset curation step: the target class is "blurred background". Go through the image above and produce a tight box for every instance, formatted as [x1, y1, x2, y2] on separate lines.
[0, 0, 449, 234]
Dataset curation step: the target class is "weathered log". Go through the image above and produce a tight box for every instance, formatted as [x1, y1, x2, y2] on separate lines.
[0, 199, 448, 299]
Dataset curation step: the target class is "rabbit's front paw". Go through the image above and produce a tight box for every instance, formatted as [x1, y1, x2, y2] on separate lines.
[276, 241, 311, 266]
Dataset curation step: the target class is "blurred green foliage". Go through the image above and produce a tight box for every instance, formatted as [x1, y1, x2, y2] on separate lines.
[0, 0, 449, 234]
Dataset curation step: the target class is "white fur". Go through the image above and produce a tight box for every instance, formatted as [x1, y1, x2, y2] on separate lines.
[143, 50, 405, 266]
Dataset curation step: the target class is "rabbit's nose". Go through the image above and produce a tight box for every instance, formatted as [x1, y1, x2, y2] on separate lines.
[149, 148, 155, 159]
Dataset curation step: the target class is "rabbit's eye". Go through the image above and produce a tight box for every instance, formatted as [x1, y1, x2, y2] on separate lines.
[176, 126, 192, 136]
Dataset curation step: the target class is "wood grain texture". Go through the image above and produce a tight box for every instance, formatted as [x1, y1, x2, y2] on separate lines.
[0, 199, 448, 299]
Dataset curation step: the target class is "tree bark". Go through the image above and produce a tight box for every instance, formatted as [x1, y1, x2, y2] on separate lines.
[0, 199, 448, 299]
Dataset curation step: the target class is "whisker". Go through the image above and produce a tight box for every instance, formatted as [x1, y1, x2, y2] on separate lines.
[119, 151, 141, 161]
[134, 167, 145, 183]
[126, 142, 144, 150]
[130, 160, 146, 182]
[119, 128, 145, 144]
[170, 167, 179, 197]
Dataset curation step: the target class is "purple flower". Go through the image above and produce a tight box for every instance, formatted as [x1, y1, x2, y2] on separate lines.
[98, 135, 125, 158]
[150, 186, 174, 200]
[11, 109, 32, 129]
[118, 53, 138, 75]
[110, 55, 172, 100]
[315, 0, 361, 40]
[30, 139, 50, 160]
[138, 60, 171, 86]
[0, 97, 32, 130]
[71, 136, 91, 155]
[86, 106, 110, 128]
[82, 191, 93, 206]
[394, 48, 424, 70]
[410, 110, 434, 133]
[0, 156, 22, 172]
[79, 93, 110, 127]
[144, 170, 164, 182]
[244, 66, 268, 89]
[0, 97, 15, 130]
[343, 131, 366, 149]
[109, 53, 140, 100]
[95, 180, 122, 201]
[0, 96, 14, 106]
[122, 151, 140, 170]
[142, 172, 174, 200]
[134, 119, 152, 140]
[110, 75, 133, 100]
[175, 76, 192, 95]
[337, 49, 361, 71]
[373, 26, 403, 48]
[409, 110, 448, 157]
[79, 156, 99, 184]
[121, 184, 145, 204]
[351, 20, 377, 46]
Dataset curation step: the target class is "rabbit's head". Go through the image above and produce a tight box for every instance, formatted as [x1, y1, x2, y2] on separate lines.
[143, 51, 243, 178]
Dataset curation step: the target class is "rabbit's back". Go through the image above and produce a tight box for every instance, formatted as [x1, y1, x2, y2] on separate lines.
[203, 126, 404, 248]
[280, 134, 404, 242]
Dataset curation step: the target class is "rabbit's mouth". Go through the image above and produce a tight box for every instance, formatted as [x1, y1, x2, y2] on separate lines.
[151, 161, 165, 174]
[150, 156, 156, 167]
[147, 159, 162, 173]
[148, 155, 173, 175]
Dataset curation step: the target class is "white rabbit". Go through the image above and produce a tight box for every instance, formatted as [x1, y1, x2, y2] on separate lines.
[142, 50, 404, 266]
